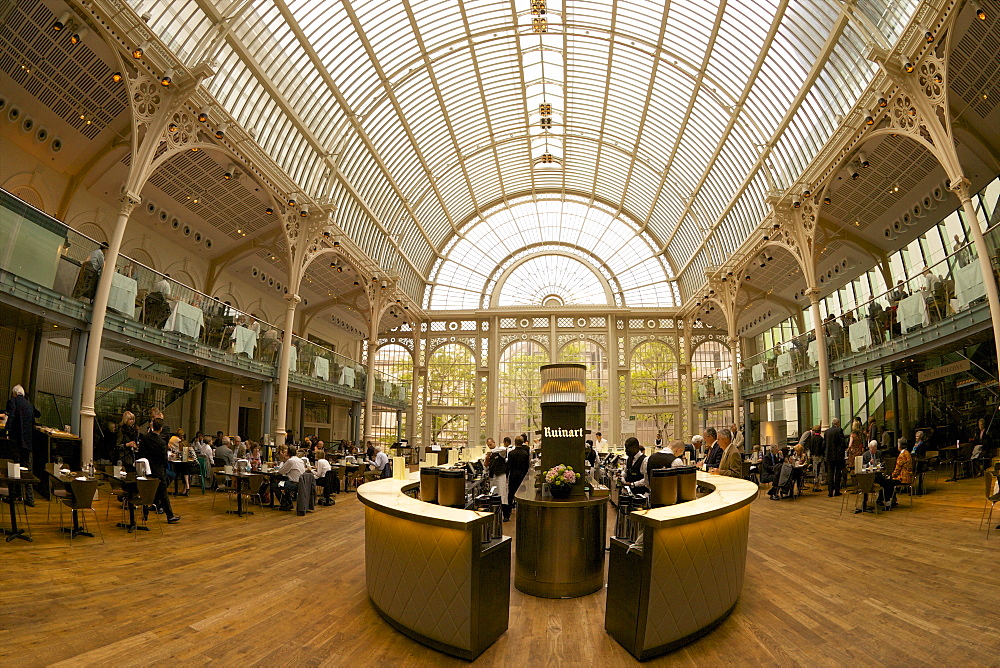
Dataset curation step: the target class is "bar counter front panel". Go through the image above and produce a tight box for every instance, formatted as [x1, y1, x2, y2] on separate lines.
[358, 474, 510, 661]
[606, 473, 758, 660]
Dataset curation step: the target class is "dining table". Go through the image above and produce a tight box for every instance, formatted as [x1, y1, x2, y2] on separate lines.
[1, 470, 39, 542]
[227, 472, 256, 516]
[168, 459, 200, 495]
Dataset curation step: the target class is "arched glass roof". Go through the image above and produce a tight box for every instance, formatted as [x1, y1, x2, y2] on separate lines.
[136, 0, 920, 304]
[426, 194, 678, 309]
[496, 255, 609, 307]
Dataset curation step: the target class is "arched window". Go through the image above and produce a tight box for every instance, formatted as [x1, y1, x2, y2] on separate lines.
[497, 340, 547, 437]
[426, 344, 476, 407]
[558, 339, 609, 433]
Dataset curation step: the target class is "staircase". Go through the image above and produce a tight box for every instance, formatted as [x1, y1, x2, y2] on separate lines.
[94, 359, 194, 425]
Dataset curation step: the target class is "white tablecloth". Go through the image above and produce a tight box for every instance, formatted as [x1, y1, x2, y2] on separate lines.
[808, 340, 819, 365]
[777, 352, 792, 376]
[165, 301, 204, 338]
[897, 293, 931, 331]
[107, 272, 137, 317]
[313, 356, 330, 381]
[340, 366, 356, 388]
[848, 320, 872, 352]
[231, 326, 258, 358]
[714, 377, 723, 395]
[954, 262, 986, 308]
[288, 345, 298, 373]
[752, 364, 764, 382]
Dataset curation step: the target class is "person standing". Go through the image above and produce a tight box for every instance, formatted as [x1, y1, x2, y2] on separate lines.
[825, 418, 846, 497]
[804, 425, 825, 492]
[505, 436, 530, 521]
[730, 423, 744, 452]
[4, 385, 39, 505]
[622, 437, 646, 492]
[486, 437, 509, 515]
[138, 418, 181, 523]
[846, 418, 865, 471]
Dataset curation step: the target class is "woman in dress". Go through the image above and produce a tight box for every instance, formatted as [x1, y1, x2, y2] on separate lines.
[846, 417, 865, 471]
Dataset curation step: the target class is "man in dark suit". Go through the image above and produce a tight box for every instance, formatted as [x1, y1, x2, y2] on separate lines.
[138, 418, 181, 524]
[703, 428, 722, 470]
[4, 385, 39, 505]
[824, 418, 846, 497]
[504, 436, 531, 521]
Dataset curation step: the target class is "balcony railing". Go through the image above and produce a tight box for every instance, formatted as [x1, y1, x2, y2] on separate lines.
[0, 188, 404, 407]
[697, 221, 1000, 406]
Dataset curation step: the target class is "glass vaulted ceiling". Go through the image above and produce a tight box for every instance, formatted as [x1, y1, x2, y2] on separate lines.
[137, 0, 919, 305]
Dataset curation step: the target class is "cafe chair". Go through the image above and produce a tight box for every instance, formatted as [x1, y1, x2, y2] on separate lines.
[60, 479, 104, 544]
[212, 473, 239, 512]
[242, 473, 266, 512]
[133, 478, 164, 537]
[104, 468, 128, 520]
[847, 473, 882, 517]
[47, 471, 72, 521]
[893, 476, 916, 508]
[980, 471, 999, 540]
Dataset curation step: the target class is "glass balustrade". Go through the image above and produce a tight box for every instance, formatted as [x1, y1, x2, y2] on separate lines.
[699, 222, 1000, 403]
[1, 189, 407, 406]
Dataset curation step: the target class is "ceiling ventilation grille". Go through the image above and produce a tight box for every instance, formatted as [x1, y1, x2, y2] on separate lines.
[0, 3, 126, 139]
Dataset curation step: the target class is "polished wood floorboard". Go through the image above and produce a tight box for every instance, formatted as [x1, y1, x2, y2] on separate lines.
[1, 474, 996, 667]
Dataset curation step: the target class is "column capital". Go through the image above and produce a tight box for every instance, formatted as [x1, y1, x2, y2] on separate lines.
[284, 293, 302, 305]
[804, 286, 821, 303]
[947, 176, 972, 202]
[117, 192, 141, 216]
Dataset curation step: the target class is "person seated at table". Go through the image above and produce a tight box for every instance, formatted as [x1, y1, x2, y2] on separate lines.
[749, 443, 762, 465]
[762, 444, 784, 498]
[868, 300, 887, 344]
[144, 273, 173, 329]
[891, 439, 913, 500]
[715, 429, 743, 478]
[214, 437, 235, 466]
[72, 242, 107, 301]
[315, 454, 334, 505]
[370, 445, 391, 479]
[889, 280, 908, 306]
[861, 440, 900, 510]
[688, 434, 702, 461]
[274, 446, 305, 511]
[198, 436, 214, 464]
[788, 443, 810, 494]
[911, 430, 929, 458]
[248, 444, 262, 469]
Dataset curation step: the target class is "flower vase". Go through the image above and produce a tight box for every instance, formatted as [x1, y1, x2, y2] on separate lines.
[549, 483, 572, 499]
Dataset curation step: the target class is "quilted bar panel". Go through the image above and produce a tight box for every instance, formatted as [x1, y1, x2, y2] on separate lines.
[365, 506, 473, 650]
[643, 505, 750, 650]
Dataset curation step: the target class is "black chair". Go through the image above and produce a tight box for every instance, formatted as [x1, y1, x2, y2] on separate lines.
[61, 479, 104, 544]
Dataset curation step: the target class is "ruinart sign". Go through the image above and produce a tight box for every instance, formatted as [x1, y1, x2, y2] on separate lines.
[543, 426, 585, 438]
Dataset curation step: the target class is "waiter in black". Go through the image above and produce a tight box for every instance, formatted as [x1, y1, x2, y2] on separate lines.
[4, 384, 39, 505]
[138, 418, 181, 524]
[623, 437, 646, 492]
[504, 436, 531, 521]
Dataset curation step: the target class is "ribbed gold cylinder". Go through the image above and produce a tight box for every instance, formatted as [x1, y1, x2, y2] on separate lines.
[539, 363, 587, 403]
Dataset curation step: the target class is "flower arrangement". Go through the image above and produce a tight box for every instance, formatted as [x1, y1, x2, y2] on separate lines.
[545, 464, 577, 490]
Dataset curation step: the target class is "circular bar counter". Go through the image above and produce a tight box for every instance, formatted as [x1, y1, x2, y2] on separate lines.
[604, 472, 758, 660]
[514, 484, 609, 598]
[357, 473, 511, 661]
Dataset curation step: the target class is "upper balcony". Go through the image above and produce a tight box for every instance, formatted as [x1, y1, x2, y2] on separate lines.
[0, 189, 406, 409]
[696, 221, 1000, 407]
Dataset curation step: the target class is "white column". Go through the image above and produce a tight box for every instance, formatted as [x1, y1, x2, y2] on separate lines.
[955, 181, 1000, 362]
[729, 336, 740, 427]
[274, 293, 300, 445]
[79, 196, 137, 464]
[363, 338, 377, 443]
[683, 327, 694, 438]
[808, 290, 830, 428]
[407, 333, 420, 443]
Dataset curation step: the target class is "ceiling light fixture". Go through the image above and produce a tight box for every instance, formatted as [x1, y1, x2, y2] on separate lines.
[265, 207, 273, 215]
[858, 151, 869, 167]
[160, 69, 173, 87]
[52, 12, 70, 31]
[976, 8, 986, 20]
[111, 71, 123, 83]
[197, 108, 209, 123]
[70, 28, 87, 45]
[224, 163, 235, 179]
[132, 42, 146, 59]
[214, 123, 227, 139]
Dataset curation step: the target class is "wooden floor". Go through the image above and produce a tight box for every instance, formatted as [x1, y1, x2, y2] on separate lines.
[1, 474, 997, 667]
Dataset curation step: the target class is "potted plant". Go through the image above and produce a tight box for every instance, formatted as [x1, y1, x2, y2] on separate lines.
[544, 464, 577, 499]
